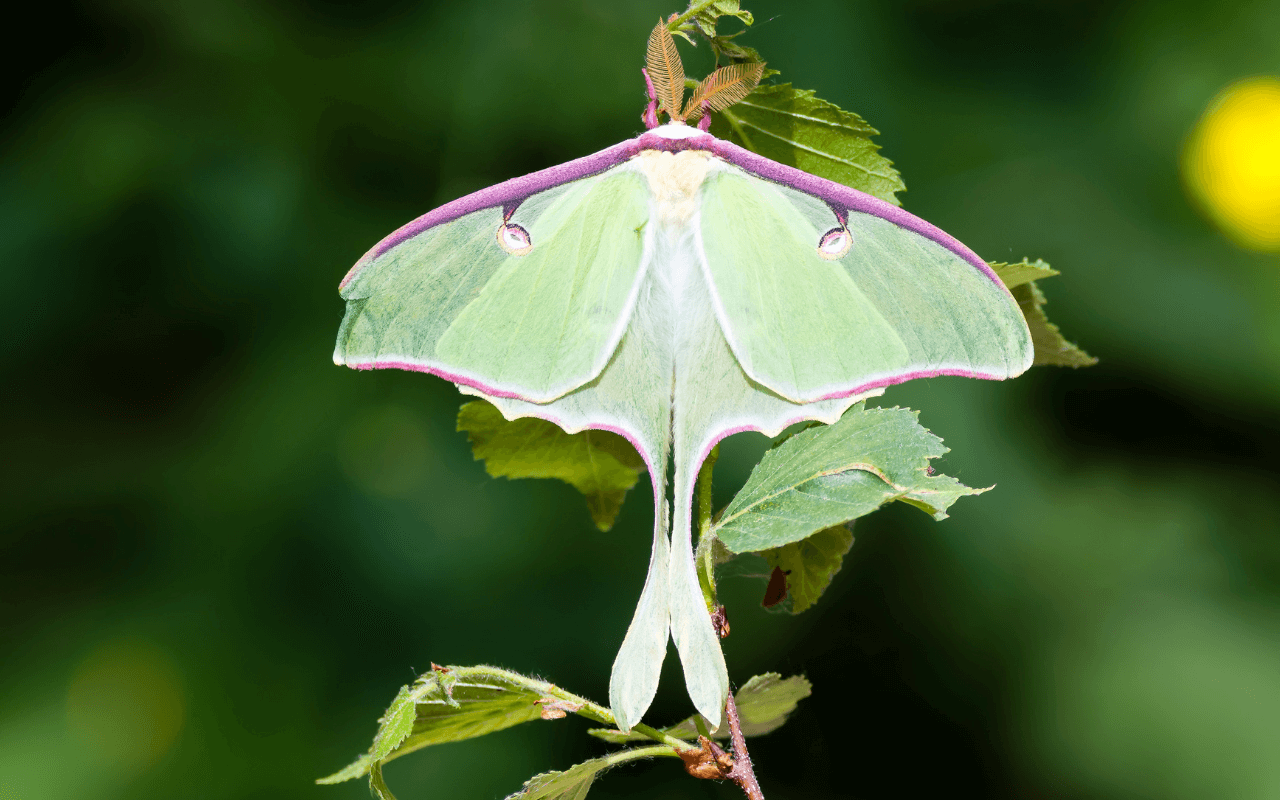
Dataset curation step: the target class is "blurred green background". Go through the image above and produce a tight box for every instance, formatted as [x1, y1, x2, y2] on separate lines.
[3, 1, 1279, 798]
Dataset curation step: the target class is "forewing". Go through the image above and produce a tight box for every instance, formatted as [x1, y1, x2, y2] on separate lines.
[698, 165, 1032, 403]
[335, 166, 651, 403]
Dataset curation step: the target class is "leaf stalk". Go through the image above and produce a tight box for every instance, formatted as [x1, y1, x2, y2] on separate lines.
[666, 0, 721, 32]
[603, 743, 685, 766]
[694, 445, 720, 611]
[531, 674, 697, 753]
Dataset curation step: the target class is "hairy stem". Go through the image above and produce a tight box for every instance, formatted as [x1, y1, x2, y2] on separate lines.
[725, 691, 765, 800]
[453, 665, 697, 753]
[666, 0, 720, 31]
[694, 445, 720, 610]
[697, 445, 718, 540]
[541, 683, 694, 753]
[603, 744, 685, 767]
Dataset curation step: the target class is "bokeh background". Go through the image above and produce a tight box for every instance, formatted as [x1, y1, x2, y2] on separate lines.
[3, 1, 1279, 798]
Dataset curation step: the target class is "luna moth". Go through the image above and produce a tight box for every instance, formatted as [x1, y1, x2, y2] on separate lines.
[333, 23, 1033, 733]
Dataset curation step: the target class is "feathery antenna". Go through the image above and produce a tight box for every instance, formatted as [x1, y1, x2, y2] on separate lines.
[646, 21, 686, 121]
[684, 62, 766, 123]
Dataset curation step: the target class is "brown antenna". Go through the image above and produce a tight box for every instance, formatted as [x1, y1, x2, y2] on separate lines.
[646, 21, 686, 121]
[684, 62, 766, 124]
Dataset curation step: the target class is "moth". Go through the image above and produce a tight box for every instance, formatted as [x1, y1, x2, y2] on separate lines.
[333, 23, 1033, 732]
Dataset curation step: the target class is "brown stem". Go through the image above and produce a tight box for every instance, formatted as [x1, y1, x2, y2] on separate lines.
[725, 690, 765, 800]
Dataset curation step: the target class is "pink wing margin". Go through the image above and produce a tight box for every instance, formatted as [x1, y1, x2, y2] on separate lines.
[339, 129, 1009, 296]
[337, 127, 1019, 407]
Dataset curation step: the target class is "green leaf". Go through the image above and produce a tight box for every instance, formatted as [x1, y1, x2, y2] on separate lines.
[508, 758, 609, 800]
[990, 259, 1097, 368]
[731, 672, 813, 731]
[709, 83, 906, 205]
[457, 400, 647, 531]
[761, 524, 855, 614]
[588, 673, 811, 744]
[371, 685, 418, 762]
[377, 666, 546, 758]
[710, 36, 767, 66]
[507, 746, 677, 800]
[673, 0, 754, 40]
[316, 755, 372, 785]
[990, 257, 1058, 288]
[712, 406, 982, 554]
[670, 28, 698, 46]
[666, 0, 768, 74]
[317, 666, 551, 785]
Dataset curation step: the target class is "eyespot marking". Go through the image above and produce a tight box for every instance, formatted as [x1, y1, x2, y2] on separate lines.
[497, 223, 532, 255]
[817, 227, 852, 260]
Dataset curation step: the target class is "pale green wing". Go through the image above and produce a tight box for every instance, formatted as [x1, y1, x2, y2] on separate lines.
[697, 165, 1032, 403]
[455, 299, 676, 735]
[665, 236, 871, 733]
[336, 166, 651, 403]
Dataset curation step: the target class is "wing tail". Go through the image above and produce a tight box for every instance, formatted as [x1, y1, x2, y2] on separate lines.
[609, 498, 672, 732]
[667, 454, 730, 729]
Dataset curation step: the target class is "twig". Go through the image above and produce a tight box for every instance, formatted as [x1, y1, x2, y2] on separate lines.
[603, 744, 685, 767]
[725, 691, 765, 800]
[666, 0, 719, 31]
[689, 446, 760, 798]
[694, 445, 720, 610]
[457, 665, 697, 753]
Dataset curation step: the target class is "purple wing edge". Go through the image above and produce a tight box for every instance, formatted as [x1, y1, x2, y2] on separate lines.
[339, 138, 644, 291]
[339, 127, 1019, 400]
[340, 128, 1008, 295]
[702, 136, 1010, 292]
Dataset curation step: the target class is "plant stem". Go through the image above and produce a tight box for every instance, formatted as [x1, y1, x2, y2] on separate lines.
[725, 691, 765, 800]
[694, 445, 720, 610]
[443, 665, 697, 752]
[697, 444, 718, 540]
[560, 694, 695, 753]
[539, 677, 697, 753]
[666, 0, 720, 31]
[604, 744, 684, 767]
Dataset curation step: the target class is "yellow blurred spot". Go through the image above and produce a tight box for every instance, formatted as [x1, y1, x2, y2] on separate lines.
[65, 638, 185, 771]
[1183, 76, 1280, 251]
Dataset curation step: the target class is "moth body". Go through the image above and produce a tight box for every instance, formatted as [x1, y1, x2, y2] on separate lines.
[637, 149, 714, 324]
[649, 121, 708, 140]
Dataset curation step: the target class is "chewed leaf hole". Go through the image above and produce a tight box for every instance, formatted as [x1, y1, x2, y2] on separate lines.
[497, 223, 532, 255]
[817, 227, 852, 260]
